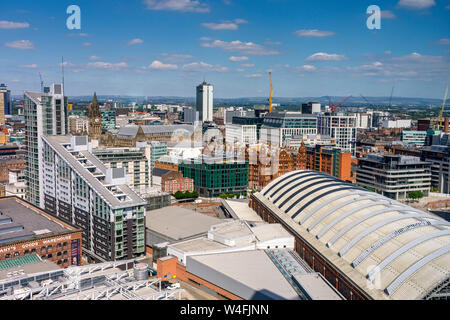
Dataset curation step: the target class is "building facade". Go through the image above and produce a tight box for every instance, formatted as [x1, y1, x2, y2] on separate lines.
[179, 156, 249, 197]
[41, 135, 147, 262]
[356, 154, 431, 200]
[93, 146, 151, 189]
[402, 131, 427, 147]
[318, 113, 357, 155]
[421, 145, 450, 194]
[225, 124, 257, 145]
[161, 171, 194, 194]
[260, 112, 318, 147]
[0, 197, 82, 268]
[196, 81, 213, 123]
[24, 84, 68, 208]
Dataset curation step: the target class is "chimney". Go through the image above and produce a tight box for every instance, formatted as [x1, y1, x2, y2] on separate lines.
[444, 117, 449, 133]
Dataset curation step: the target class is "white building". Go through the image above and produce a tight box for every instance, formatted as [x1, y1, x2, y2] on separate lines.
[24, 84, 68, 208]
[355, 113, 372, 129]
[318, 113, 357, 155]
[382, 119, 412, 129]
[225, 124, 257, 145]
[196, 81, 213, 122]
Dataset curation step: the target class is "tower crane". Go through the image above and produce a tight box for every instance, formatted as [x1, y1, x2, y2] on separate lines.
[39, 72, 44, 92]
[329, 95, 352, 113]
[268, 72, 274, 113]
[439, 85, 448, 121]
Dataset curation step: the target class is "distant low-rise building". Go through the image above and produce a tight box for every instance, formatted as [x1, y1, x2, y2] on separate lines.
[402, 130, 427, 147]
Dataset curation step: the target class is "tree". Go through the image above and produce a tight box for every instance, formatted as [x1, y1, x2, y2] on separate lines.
[219, 193, 228, 199]
[184, 191, 192, 199]
[408, 191, 424, 200]
[174, 191, 184, 199]
[430, 186, 439, 193]
[192, 190, 199, 199]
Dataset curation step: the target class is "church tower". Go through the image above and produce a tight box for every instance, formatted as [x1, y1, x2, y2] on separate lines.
[87, 92, 102, 140]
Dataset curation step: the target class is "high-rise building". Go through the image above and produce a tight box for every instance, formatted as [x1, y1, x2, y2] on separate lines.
[260, 112, 318, 147]
[196, 81, 213, 122]
[41, 135, 146, 261]
[183, 107, 199, 124]
[101, 108, 116, 131]
[318, 113, 357, 155]
[24, 84, 68, 207]
[0, 83, 11, 119]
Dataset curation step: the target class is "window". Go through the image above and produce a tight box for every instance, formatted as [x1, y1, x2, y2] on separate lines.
[47, 254, 53, 259]
[5, 253, 11, 259]
[40, 246, 46, 253]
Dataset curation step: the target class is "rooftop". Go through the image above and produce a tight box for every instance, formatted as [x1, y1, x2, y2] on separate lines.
[0, 197, 76, 245]
[146, 206, 224, 241]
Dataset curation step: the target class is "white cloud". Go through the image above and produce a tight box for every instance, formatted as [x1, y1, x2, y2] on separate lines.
[296, 65, 317, 72]
[19, 64, 38, 69]
[385, 50, 392, 55]
[241, 63, 255, 67]
[294, 29, 335, 37]
[87, 61, 128, 70]
[60, 62, 75, 67]
[0, 21, 29, 29]
[201, 39, 279, 55]
[143, 0, 209, 12]
[128, 38, 144, 45]
[236, 68, 245, 72]
[381, 10, 396, 19]
[159, 53, 193, 63]
[244, 73, 262, 78]
[397, 0, 436, 10]
[305, 52, 347, 61]
[83, 42, 93, 47]
[67, 33, 89, 37]
[436, 38, 450, 45]
[148, 60, 178, 70]
[89, 56, 101, 60]
[229, 56, 248, 62]
[202, 19, 248, 30]
[182, 61, 228, 72]
[5, 40, 34, 50]
[202, 22, 238, 30]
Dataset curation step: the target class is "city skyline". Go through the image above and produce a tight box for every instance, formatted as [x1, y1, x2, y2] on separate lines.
[0, 0, 449, 99]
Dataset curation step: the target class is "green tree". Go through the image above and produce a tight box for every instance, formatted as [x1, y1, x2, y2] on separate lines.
[430, 186, 439, 193]
[174, 191, 184, 199]
[192, 190, 199, 199]
[184, 191, 192, 199]
[219, 193, 228, 199]
[408, 191, 424, 200]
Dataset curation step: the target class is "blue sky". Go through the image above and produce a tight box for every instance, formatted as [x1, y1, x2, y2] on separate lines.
[0, 0, 449, 99]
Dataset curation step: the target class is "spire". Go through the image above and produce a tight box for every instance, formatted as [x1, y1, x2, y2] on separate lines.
[93, 92, 99, 107]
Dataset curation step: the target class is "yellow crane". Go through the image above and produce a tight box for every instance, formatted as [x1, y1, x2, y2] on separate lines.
[269, 72, 274, 113]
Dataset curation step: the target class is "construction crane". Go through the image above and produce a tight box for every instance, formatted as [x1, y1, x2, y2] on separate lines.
[439, 85, 448, 121]
[329, 95, 352, 112]
[39, 72, 44, 92]
[388, 85, 395, 109]
[268, 72, 274, 113]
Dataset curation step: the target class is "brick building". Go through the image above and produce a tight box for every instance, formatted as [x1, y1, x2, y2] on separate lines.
[161, 171, 194, 194]
[0, 196, 82, 268]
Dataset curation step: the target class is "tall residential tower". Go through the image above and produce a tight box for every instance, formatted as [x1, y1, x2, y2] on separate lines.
[24, 83, 68, 207]
[196, 81, 213, 122]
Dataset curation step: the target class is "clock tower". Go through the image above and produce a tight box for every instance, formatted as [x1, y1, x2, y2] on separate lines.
[87, 92, 102, 140]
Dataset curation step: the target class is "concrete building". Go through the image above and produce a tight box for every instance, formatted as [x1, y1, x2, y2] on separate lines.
[0, 84, 11, 121]
[260, 112, 318, 147]
[356, 154, 431, 200]
[318, 113, 357, 155]
[225, 124, 257, 145]
[0, 197, 82, 268]
[41, 135, 147, 262]
[93, 145, 151, 189]
[421, 145, 450, 194]
[402, 131, 427, 147]
[301, 102, 321, 114]
[382, 119, 412, 129]
[196, 81, 213, 122]
[5, 168, 26, 199]
[68, 115, 89, 135]
[182, 107, 199, 124]
[101, 108, 116, 131]
[283, 134, 335, 149]
[24, 84, 68, 207]
[250, 170, 450, 300]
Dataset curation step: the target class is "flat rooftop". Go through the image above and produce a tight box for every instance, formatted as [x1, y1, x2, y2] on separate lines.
[146, 206, 224, 241]
[222, 199, 263, 222]
[251, 224, 291, 242]
[0, 198, 75, 245]
[0, 255, 60, 282]
[169, 237, 229, 253]
[187, 250, 301, 300]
